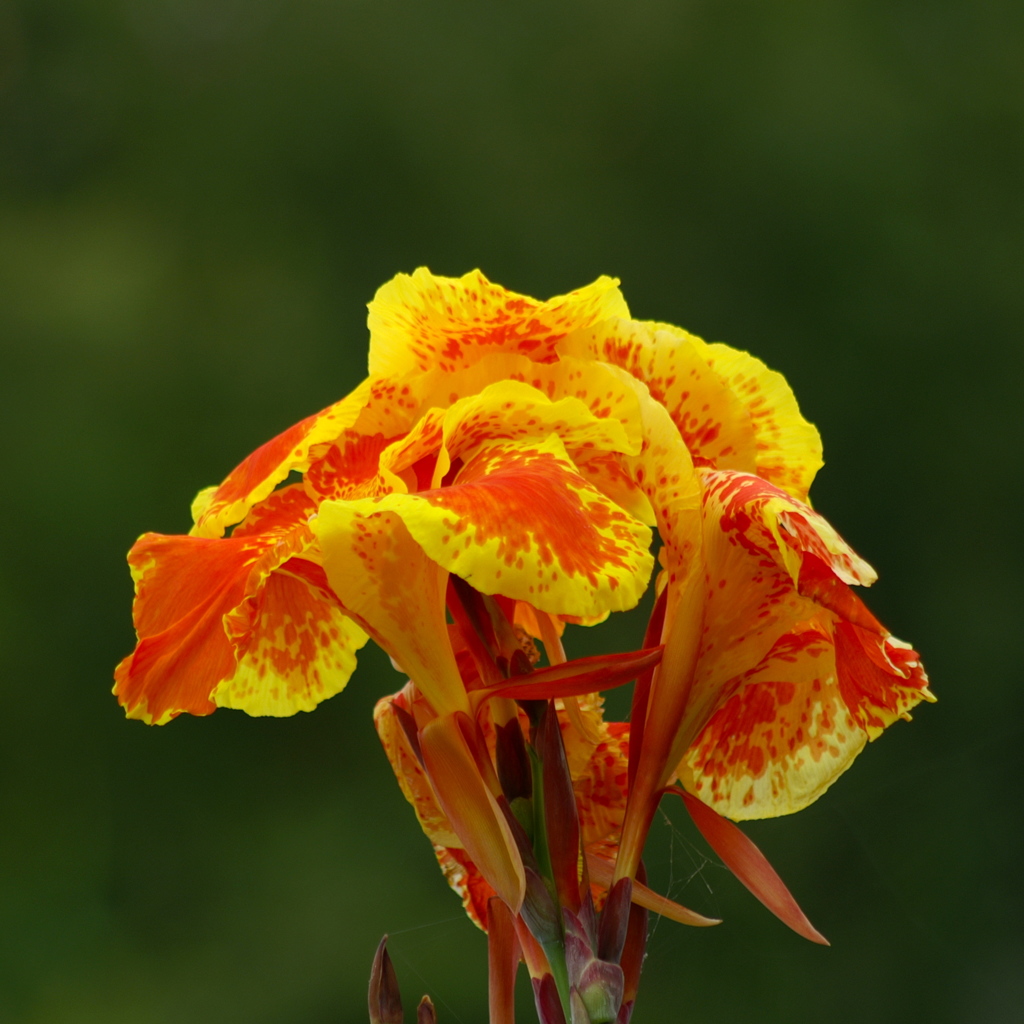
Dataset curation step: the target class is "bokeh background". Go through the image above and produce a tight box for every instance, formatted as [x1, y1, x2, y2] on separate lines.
[2, 1, 1022, 1021]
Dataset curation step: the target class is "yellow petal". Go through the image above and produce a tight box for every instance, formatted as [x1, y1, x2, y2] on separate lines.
[698, 340, 823, 501]
[560, 318, 823, 500]
[367, 268, 629, 377]
[212, 558, 369, 716]
[680, 624, 867, 819]
[312, 500, 469, 717]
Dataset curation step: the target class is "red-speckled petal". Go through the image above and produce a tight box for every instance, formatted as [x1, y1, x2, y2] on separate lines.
[835, 622, 933, 739]
[212, 556, 368, 716]
[702, 468, 875, 589]
[372, 434, 653, 619]
[699, 341, 823, 501]
[115, 486, 364, 724]
[667, 473, 933, 819]
[367, 268, 629, 377]
[441, 378, 638, 469]
[191, 379, 372, 538]
[680, 625, 868, 818]
[303, 430, 396, 502]
[560, 320, 823, 500]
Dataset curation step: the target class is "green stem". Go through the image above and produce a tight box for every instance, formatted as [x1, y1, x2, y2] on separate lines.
[541, 937, 573, 1019]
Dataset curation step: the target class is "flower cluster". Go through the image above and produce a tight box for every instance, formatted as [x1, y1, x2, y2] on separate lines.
[116, 270, 932, 1023]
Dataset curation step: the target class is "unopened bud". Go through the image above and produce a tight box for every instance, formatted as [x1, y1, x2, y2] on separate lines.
[368, 936, 403, 1024]
[578, 961, 624, 1024]
[531, 973, 568, 1024]
[417, 994, 437, 1023]
[520, 866, 562, 946]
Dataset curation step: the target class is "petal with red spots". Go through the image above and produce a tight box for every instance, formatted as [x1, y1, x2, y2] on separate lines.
[303, 431, 396, 503]
[560, 318, 756, 471]
[560, 320, 823, 500]
[679, 625, 866, 819]
[678, 618, 933, 820]
[699, 341, 823, 501]
[367, 268, 629, 377]
[116, 486, 362, 724]
[440, 379, 638, 475]
[370, 435, 654, 619]
[212, 557, 369, 716]
[835, 621, 933, 740]
[701, 469, 876, 591]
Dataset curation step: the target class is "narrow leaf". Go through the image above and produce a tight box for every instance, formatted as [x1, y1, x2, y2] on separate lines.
[537, 701, 582, 914]
[419, 714, 526, 912]
[597, 878, 633, 964]
[531, 974, 568, 1024]
[487, 898, 520, 1024]
[490, 647, 663, 701]
[586, 854, 721, 927]
[675, 788, 829, 945]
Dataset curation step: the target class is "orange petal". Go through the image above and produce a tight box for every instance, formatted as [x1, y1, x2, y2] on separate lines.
[835, 621, 933, 739]
[367, 268, 629, 377]
[419, 713, 526, 913]
[586, 854, 720, 928]
[190, 380, 371, 538]
[674, 788, 828, 944]
[114, 533, 248, 723]
[116, 487, 360, 724]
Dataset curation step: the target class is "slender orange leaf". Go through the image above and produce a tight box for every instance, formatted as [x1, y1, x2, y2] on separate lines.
[419, 714, 526, 912]
[489, 647, 663, 701]
[487, 898, 520, 1024]
[674, 788, 828, 945]
[586, 854, 720, 928]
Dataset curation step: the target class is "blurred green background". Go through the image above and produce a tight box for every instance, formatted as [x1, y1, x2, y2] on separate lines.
[2, 1, 1022, 1021]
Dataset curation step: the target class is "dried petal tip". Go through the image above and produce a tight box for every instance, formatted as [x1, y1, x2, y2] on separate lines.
[417, 994, 437, 1024]
[369, 936, 403, 1024]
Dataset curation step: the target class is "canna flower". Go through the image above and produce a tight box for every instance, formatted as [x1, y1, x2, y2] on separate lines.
[115, 269, 931, 1021]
